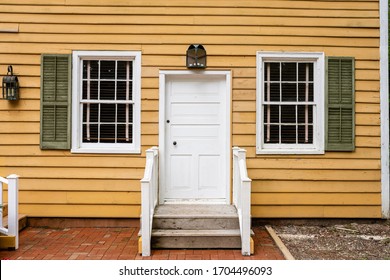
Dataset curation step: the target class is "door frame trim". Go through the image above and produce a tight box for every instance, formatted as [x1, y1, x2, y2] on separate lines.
[158, 70, 232, 204]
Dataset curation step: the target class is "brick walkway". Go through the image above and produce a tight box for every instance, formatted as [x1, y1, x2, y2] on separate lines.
[0, 226, 284, 260]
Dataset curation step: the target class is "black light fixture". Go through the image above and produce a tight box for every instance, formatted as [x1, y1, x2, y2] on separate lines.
[186, 44, 207, 69]
[2, 66, 19, 101]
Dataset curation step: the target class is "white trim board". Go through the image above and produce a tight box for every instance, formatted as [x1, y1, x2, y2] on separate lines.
[158, 70, 232, 204]
[380, 0, 389, 219]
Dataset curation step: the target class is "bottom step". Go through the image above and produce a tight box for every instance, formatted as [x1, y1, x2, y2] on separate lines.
[151, 229, 242, 249]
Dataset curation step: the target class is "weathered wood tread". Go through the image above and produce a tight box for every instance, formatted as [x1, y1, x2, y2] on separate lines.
[152, 229, 241, 237]
[153, 204, 238, 218]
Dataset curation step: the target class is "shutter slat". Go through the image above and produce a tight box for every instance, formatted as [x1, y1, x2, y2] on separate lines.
[40, 54, 71, 150]
[326, 57, 355, 151]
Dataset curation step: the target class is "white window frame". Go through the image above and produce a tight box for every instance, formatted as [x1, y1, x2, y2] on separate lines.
[256, 51, 325, 154]
[71, 51, 141, 154]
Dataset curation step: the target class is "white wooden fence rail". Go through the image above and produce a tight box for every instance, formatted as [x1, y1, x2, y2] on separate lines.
[232, 147, 252, 256]
[140, 147, 159, 257]
[0, 174, 19, 249]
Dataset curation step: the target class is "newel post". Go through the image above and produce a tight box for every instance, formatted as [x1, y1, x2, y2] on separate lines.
[7, 174, 19, 250]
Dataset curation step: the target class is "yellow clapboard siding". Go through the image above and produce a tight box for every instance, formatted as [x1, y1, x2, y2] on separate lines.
[356, 136, 381, 147]
[19, 204, 141, 218]
[251, 206, 381, 218]
[20, 178, 141, 192]
[0, 43, 380, 61]
[19, 24, 380, 38]
[2, 156, 146, 168]
[245, 147, 381, 160]
[63, 0, 380, 10]
[0, 5, 380, 18]
[0, 33, 380, 48]
[0, 13, 379, 28]
[246, 158, 380, 170]
[248, 169, 380, 181]
[0, 134, 38, 145]
[356, 114, 380, 125]
[251, 181, 381, 193]
[0, 145, 152, 156]
[0, 0, 383, 220]
[1, 167, 144, 179]
[0, 23, 19, 32]
[251, 193, 381, 205]
[17, 191, 140, 205]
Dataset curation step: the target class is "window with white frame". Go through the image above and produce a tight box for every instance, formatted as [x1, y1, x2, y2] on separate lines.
[72, 51, 141, 153]
[256, 52, 325, 154]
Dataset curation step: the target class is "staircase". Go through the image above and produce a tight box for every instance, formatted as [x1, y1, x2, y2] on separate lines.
[1, 203, 27, 232]
[150, 204, 243, 249]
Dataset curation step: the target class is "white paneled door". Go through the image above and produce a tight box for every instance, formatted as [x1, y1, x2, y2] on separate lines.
[161, 73, 230, 203]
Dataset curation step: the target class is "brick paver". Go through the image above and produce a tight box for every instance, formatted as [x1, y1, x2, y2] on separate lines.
[0, 226, 285, 260]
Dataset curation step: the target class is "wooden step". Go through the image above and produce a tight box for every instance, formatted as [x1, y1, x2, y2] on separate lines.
[149, 204, 248, 249]
[151, 229, 242, 249]
[153, 204, 240, 230]
[1, 214, 28, 232]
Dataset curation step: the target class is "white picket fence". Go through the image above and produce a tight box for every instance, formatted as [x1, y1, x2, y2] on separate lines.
[232, 147, 252, 256]
[0, 174, 19, 249]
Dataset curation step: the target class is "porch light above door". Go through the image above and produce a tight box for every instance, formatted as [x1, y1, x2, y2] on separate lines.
[186, 44, 207, 69]
[2, 66, 19, 101]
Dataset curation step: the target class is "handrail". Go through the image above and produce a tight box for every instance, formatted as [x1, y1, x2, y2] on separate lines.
[140, 147, 159, 256]
[0, 174, 19, 250]
[232, 147, 252, 256]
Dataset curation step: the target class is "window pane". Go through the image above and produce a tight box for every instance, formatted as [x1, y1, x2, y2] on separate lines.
[298, 83, 313, 102]
[100, 61, 116, 80]
[117, 124, 133, 143]
[83, 124, 98, 143]
[117, 61, 133, 80]
[264, 62, 280, 81]
[83, 103, 99, 123]
[297, 105, 313, 124]
[117, 81, 133, 101]
[100, 124, 116, 143]
[298, 63, 313, 81]
[117, 104, 133, 123]
[263, 105, 279, 123]
[281, 62, 296, 81]
[83, 60, 98, 79]
[298, 125, 313, 144]
[281, 83, 297, 102]
[100, 81, 115, 100]
[264, 124, 279, 143]
[281, 105, 296, 123]
[100, 103, 116, 122]
[82, 81, 98, 100]
[281, 125, 296, 143]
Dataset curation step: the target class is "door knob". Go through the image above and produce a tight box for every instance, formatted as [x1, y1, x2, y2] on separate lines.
[173, 141, 177, 146]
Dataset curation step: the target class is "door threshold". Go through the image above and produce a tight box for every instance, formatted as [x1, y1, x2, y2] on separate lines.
[162, 199, 229, 205]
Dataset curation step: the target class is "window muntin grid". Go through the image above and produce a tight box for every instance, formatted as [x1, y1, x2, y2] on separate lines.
[81, 59, 134, 144]
[263, 62, 314, 145]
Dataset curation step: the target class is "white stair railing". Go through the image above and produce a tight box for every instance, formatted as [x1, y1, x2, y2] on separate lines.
[140, 147, 159, 256]
[0, 174, 19, 250]
[232, 147, 252, 256]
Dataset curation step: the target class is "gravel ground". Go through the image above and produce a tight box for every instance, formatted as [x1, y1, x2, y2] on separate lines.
[272, 220, 390, 260]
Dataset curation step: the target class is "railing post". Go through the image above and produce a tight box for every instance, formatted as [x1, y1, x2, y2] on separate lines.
[7, 174, 19, 250]
[232, 147, 240, 207]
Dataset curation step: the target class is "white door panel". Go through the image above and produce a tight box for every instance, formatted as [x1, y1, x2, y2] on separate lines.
[163, 74, 229, 202]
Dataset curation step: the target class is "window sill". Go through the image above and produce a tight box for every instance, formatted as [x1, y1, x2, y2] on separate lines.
[71, 147, 141, 154]
[256, 148, 324, 155]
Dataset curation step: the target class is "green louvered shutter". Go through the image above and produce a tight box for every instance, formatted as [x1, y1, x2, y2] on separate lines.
[40, 54, 71, 149]
[325, 57, 355, 151]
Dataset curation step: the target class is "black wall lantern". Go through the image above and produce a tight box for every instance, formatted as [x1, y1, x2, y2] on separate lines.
[2, 66, 19, 101]
[186, 44, 207, 69]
